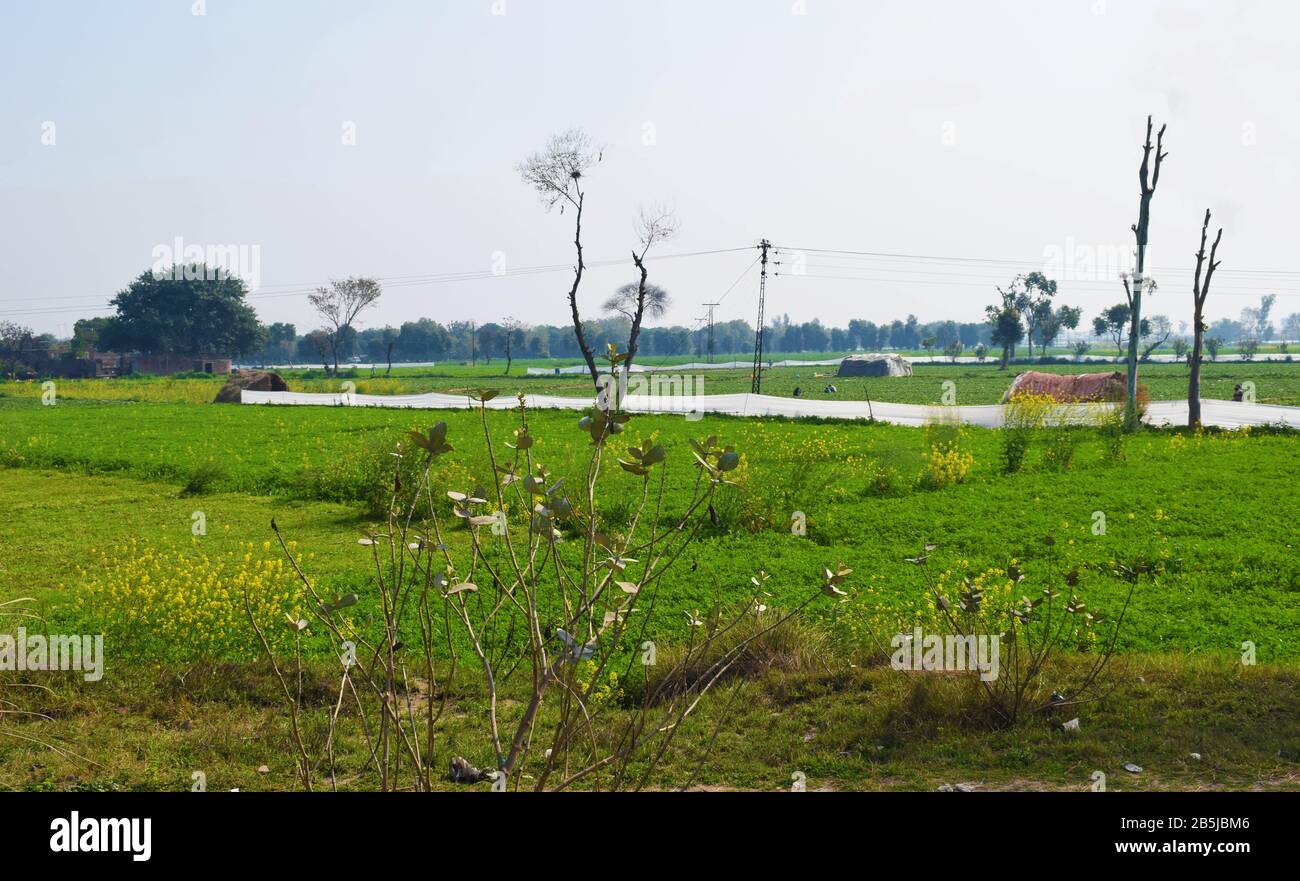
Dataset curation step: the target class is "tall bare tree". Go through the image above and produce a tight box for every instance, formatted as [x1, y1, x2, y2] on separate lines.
[620, 206, 679, 381]
[518, 129, 603, 389]
[1124, 115, 1168, 428]
[381, 326, 398, 376]
[501, 317, 526, 375]
[1139, 314, 1172, 360]
[1189, 209, 1223, 429]
[308, 276, 382, 374]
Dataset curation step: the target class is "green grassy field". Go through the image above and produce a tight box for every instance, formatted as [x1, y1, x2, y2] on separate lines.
[3, 397, 1297, 657]
[5, 359, 1300, 406]
[1, 366, 1298, 791]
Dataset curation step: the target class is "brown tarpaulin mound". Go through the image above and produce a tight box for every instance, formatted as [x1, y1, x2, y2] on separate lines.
[214, 370, 289, 403]
[1000, 371, 1124, 404]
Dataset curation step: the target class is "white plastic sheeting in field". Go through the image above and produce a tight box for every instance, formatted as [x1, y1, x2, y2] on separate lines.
[524, 358, 846, 375]
[523, 354, 1299, 375]
[240, 389, 1300, 430]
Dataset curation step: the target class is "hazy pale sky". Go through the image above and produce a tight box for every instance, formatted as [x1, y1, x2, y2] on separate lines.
[3, 0, 1299, 338]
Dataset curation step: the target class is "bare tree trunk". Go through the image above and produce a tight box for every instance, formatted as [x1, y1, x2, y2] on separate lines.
[625, 251, 651, 385]
[567, 194, 601, 391]
[1125, 116, 1168, 429]
[1188, 316, 1204, 428]
[1189, 209, 1223, 429]
[1125, 279, 1143, 422]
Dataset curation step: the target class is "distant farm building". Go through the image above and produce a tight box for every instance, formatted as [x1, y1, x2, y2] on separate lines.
[87, 351, 125, 376]
[32, 349, 125, 379]
[42, 351, 232, 378]
[56, 350, 126, 378]
[129, 354, 233, 376]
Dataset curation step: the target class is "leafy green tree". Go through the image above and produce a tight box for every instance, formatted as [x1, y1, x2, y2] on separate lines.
[985, 282, 1025, 369]
[1012, 272, 1058, 355]
[98, 266, 263, 357]
[1282, 313, 1300, 345]
[71, 316, 113, 356]
[1036, 304, 1082, 357]
[308, 277, 381, 374]
[300, 329, 332, 371]
[263, 322, 297, 363]
[397, 319, 451, 362]
[1239, 293, 1276, 343]
[1092, 303, 1150, 360]
[0, 321, 36, 375]
[801, 320, 830, 352]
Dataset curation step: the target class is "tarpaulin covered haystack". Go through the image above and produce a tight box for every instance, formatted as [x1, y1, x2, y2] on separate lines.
[837, 354, 913, 378]
[1000, 371, 1125, 404]
[214, 370, 289, 403]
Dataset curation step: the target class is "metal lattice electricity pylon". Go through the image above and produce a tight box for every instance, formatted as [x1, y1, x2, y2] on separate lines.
[750, 239, 771, 393]
[702, 302, 719, 363]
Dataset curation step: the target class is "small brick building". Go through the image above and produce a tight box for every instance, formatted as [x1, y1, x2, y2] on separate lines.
[129, 354, 232, 375]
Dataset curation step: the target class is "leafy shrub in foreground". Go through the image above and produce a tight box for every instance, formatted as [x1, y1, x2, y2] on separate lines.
[904, 537, 1140, 727]
[254, 349, 845, 791]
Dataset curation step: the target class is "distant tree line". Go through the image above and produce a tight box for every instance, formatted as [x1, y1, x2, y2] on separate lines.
[6, 261, 1295, 379]
[243, 313, 1007, 366]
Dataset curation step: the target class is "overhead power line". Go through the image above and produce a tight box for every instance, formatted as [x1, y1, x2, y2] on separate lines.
[9, 239, 1300, 324]
[775, 245, 1300, 278]
[0, 246, 754, 318]
[783, 267, 1300, 298]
